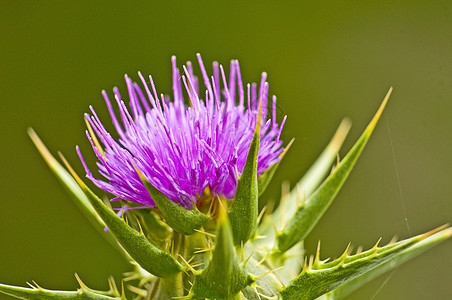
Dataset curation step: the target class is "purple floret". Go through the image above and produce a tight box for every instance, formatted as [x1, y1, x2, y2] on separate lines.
[78, 54, 287, 209]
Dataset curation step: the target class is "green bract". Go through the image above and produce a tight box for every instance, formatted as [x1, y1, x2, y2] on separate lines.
[1, 84, 450, 300]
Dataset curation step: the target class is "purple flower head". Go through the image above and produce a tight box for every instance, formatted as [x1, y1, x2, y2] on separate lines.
[78, 54, 287, 209]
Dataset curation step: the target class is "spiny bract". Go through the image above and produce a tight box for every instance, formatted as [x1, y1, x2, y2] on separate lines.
[0, 55, 450, 300]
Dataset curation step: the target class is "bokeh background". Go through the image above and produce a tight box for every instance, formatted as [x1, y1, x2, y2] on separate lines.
[1, 1, 451, 299]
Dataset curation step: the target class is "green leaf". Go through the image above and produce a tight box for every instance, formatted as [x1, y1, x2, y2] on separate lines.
[272, 118, 351, 230]
[255, 119, 351, 251]
[134, 166, 209, 235]
[276, 89, 392, 253]
[59, 154, 184, 278]
[280, 225, 452, 300]
[0, 285, 118, 300]
[317, 227, 452, 300]
[257, 138, 294, 197]
[229, 103, 262, 245]
[28, 130, 109, 233]
[190, 203, 254, 299]
[0, 275, 122, 300]
[28, 129, 133, 261]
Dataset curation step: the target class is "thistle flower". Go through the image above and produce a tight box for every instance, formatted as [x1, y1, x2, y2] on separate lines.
[1, 55, 450, 300]
[78, 54, 286, 209]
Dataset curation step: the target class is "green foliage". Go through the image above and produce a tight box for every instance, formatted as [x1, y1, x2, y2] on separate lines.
[280, 226, 452, 300]
[0, 275, 123, 300]
[2, 90, 451, 300]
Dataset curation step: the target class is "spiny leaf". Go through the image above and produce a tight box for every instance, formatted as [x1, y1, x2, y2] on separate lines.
[317, 225, 452, 300]
[190, 202, 254, 299]
[0, 279, 121, 300]
[59, 154, 184, 278]
[276, 89, 392, 253]
[273, 118, 351, 230]
[280, 225, 452, 300]
[229, 101, 262, 245]
[135, 166, 209, 235]
[256, 119, 351, 248]
[257, 138, 294, 197]
[25, 131, 132, 294]
[27, 129, 120, 246]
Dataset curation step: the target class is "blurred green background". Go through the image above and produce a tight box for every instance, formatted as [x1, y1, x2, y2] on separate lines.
[0, 1, 451, 299]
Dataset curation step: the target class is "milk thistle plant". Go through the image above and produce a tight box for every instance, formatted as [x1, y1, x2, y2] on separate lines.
[1, 54, 450, 300]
